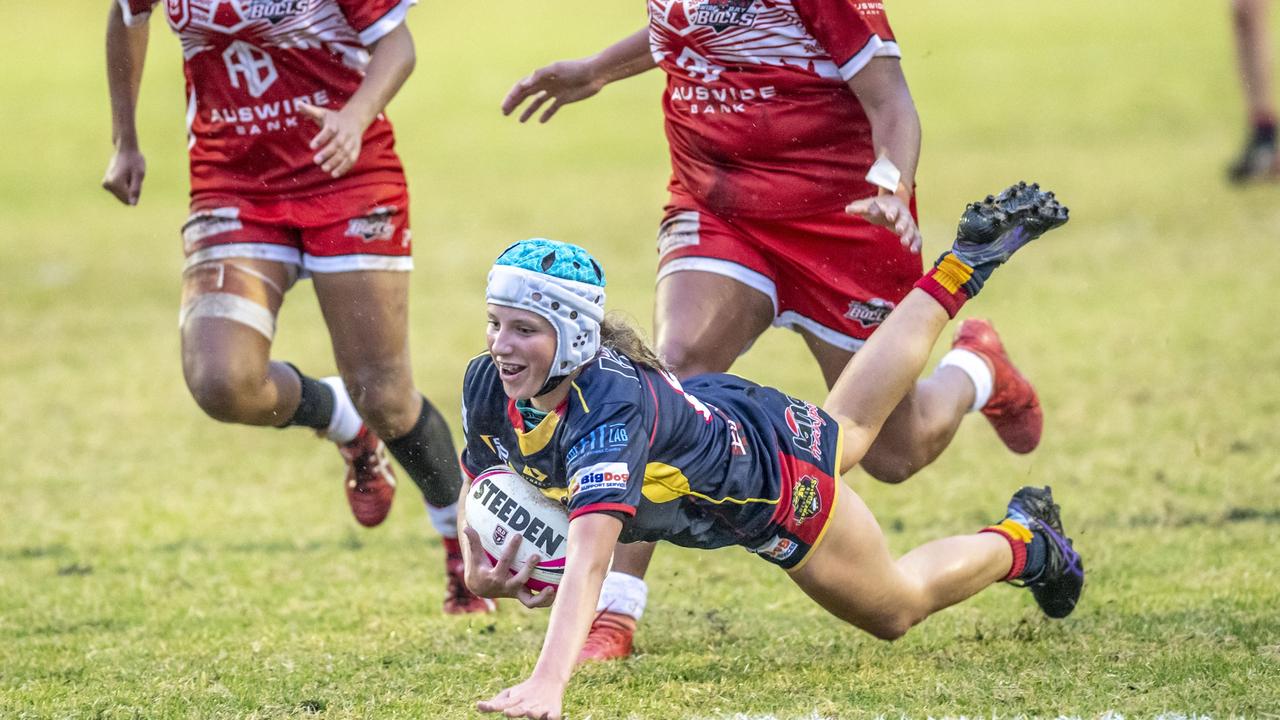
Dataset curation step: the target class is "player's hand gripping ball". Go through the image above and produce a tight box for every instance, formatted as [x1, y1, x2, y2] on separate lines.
[465, 466, 569, 591]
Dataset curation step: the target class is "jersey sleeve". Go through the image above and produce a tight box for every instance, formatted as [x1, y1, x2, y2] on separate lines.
[459, 358, 503, 481]
[117, 0, 157, 26]
[791, 0, 901, 81]
[562, 403, 650, 521]
[336, 0, 418, 46]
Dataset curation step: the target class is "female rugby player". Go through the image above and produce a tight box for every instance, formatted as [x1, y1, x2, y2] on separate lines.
[502, 0, 1048, 656]
[101, 0, 489, 613]
[459, 184, 1081, 719]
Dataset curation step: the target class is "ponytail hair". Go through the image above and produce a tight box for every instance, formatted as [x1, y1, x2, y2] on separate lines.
[600, 313, 668, 373]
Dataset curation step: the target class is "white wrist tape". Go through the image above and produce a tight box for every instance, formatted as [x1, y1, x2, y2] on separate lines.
[865, 155, 903, 194]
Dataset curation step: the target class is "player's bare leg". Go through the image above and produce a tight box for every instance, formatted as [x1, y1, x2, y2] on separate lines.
[800, 330, 973, 484]
[1229, 0, 1280, 182]
[788, 483, 1013, 640]
[180, 257, 300, 426]
[582, 270, 775, 662]
[313, 269, 493, 613]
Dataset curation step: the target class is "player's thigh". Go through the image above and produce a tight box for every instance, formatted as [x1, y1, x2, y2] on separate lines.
[179, 208, 298, 387]
[311, 269, 414, 388]
[787, 483, 922, 639]
[654, 271, 774, 375]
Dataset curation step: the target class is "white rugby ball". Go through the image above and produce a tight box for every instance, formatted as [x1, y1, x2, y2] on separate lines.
[465, 466, 569, 590]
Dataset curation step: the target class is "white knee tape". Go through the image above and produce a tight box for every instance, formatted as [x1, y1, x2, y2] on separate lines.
[179, 292, 276, 341]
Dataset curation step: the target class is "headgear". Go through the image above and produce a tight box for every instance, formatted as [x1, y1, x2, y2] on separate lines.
[486, 239, 607, 395]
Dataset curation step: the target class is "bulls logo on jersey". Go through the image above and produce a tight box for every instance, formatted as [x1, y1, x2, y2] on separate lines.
[166, 0, 192, 30]
[657, 0, 761, 35]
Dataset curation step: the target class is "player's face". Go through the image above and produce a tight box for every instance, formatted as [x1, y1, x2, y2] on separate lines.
[486, 304, 557, 400]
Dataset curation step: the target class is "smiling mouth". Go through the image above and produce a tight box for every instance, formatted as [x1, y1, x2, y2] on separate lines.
[496, 361, 527, 381]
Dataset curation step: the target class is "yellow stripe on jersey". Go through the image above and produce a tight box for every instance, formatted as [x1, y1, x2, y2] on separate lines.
[933, 253, 975, 293]
[571, 382, 590, 413]
[641, 462, 780, 507]
[515, 409, 561, 456]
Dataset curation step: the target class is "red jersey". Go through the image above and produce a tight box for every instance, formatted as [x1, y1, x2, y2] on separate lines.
[649, 0, 900, 219]
[118, 0, 414, 199]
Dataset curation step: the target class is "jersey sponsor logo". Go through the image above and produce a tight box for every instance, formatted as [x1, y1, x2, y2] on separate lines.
[345, 207, 398, 243]
[569, 462, 631, 496]
[520, 464, 551, 488]
[166, 0, 192, 31]
[783, 398, 826, 461]
[207, 90, 330, 136]
[669, 82, 776, 115]
[209, 0, 250, 32]
[222, 40, 279, 98]
[657, 210, 700, 258]
[791, 475, 821, 525]
[675, 47, 725, 82]
[725, 417, 748, 456]
[471, 477, 567, 557]
[181, 207, 243, 250]
[596, 347, 639, 381]
[844, 298, 893, 328]
[566, 423, 630, 465]
[751, 534, 798, 562]
[689, 0, 758, 32]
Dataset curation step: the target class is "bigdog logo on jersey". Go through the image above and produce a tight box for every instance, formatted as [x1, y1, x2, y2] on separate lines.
[783, 398, 826, 461]
[689, 0, 758, 32]
[791, 475, 821, 524]
[569, 462, 630, 497]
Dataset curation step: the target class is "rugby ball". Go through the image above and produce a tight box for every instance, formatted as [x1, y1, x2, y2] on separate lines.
[465, 466, 569, 590]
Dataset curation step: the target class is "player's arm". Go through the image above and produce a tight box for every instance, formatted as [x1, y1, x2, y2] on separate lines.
[477, 512, 621, 720]
[844, 57, 924, 253]
[502, 27, 656, 124]
[102, 0, 150, 206]
[298, 23, 416, 178]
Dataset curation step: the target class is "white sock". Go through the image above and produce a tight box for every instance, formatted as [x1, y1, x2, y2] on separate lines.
[426, 501, 459, 539]
[938, 349, 994, 412]
[320, 376, 362, 444]
[595, 571, 647, 620]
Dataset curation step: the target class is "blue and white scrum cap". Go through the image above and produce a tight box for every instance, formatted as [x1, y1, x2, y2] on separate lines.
[486, 238, 607, 393]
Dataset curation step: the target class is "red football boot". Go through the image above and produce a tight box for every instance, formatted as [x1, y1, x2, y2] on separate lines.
[442, 539, 496, 615]
[577, 610, 636, 663]
[338, 425, 396, 527]
[952, 318, 1043, 454]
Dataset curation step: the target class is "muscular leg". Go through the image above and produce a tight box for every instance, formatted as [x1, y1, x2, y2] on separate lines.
[312, 270, 460, 508]
[608, 271, 775, 578]
[800, 330, 974, 485]
[788, 483, 1011, 640]
[181, 258, 302, 426]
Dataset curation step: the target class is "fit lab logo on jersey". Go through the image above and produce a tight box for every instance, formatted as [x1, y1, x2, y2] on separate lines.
[689, 0, 758, 32]
[223, 41, 278, 98]
[844, 298, 893, 328]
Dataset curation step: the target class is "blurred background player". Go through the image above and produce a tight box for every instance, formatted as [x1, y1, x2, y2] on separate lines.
[1228, 0, 1280, 182]
[101, 0, 491, 613]
[461, 222, 1080, 720]
[502, 0, 1045, 657]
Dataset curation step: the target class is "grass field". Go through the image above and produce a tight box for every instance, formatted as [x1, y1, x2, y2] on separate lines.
[2, 1, 1279, 717]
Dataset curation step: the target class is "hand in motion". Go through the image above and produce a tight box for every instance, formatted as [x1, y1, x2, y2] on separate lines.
[102, 147, 146, 206]
[502, 60, 603, 123]
[477, 676, 564, 720]
[298, 102, 363, 178]
[462, 527, 556, 609]
[846, 194, 923, 254]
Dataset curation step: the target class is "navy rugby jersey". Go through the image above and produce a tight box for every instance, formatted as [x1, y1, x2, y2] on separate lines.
[460, 349, 833, 549]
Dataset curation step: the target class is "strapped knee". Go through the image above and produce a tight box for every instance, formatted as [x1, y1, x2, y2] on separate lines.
[179, 261, 292, 341]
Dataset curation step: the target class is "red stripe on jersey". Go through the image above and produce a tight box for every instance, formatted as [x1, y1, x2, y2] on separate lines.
[570, 503, 637, 521]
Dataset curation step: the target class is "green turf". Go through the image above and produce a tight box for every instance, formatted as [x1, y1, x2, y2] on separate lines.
[2, 1, 1278, 717]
